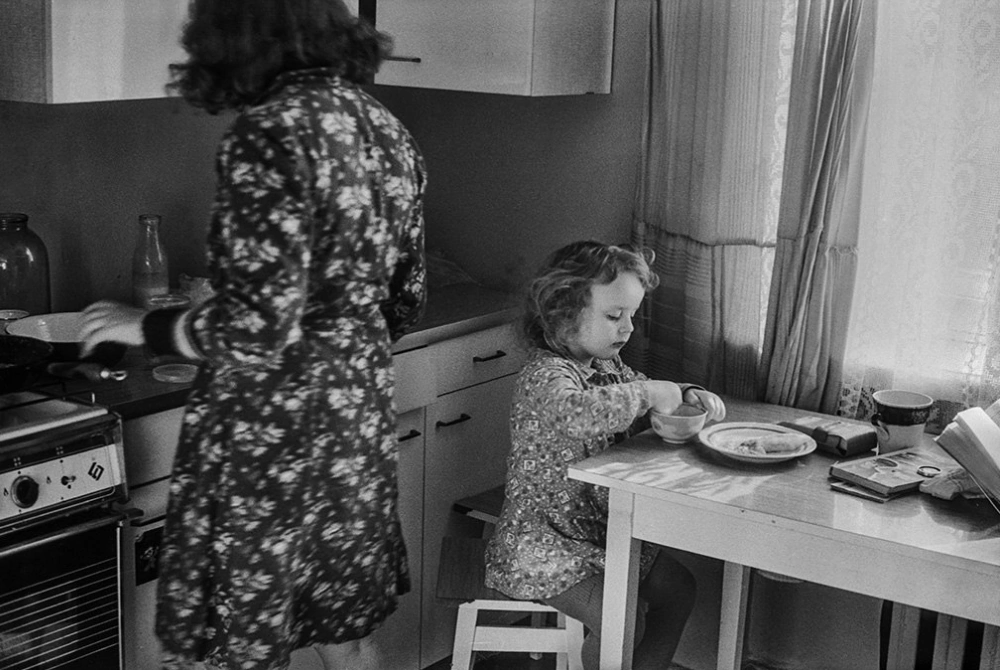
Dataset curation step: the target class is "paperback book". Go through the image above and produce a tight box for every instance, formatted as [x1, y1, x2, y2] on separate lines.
[828, 448, 958, 497]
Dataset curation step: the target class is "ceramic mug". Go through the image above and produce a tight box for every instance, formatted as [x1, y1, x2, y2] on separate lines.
[870, 389, 933, 453]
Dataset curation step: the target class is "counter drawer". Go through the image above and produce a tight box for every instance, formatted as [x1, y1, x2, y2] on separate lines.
[393, 346, 436, 414]
[431, 323, 524, 395]
[123, 407, 184, 487]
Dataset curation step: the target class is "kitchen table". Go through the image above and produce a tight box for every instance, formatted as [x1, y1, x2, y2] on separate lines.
[567, 398, 1000, 670]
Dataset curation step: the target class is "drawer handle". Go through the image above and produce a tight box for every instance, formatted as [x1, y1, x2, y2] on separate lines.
[436, 413, 471, 428]
[398, 429, 422, 442]
[387, 55, 422, 63]
[473, 350, 507, 363]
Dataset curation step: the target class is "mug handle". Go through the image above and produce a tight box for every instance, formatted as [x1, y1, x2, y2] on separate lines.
[871, 412, 890, 445]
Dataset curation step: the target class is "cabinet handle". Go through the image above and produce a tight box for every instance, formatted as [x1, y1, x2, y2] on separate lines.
[473, 350, 507, 363]
[387, 56, 422, 63]
[398, 429, 422, 442]
[436, 413, 471, 428]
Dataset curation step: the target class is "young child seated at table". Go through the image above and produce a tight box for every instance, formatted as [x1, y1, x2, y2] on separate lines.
[485, 240, 726, 670]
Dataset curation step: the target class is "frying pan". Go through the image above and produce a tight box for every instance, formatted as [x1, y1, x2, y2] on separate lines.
[0, 335, 54, 394]
[5, 312, 126, 367]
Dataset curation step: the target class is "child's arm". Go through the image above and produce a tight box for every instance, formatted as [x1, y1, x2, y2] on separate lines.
[525, 367, 678, 440]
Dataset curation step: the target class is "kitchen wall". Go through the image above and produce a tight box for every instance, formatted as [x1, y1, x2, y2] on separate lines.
[0, 1, 647, 312]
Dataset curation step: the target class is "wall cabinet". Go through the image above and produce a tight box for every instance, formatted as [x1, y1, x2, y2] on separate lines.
[352, 0, 615, 96]
[0, 0, 187, 103]
[1, 0, 614, 102]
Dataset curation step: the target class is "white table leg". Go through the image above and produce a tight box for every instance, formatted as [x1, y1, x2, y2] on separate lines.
[981, 625, 1000, 670]
[932, 615, 967, 670]
[886, 604, 921, 670]
[601, 487, 642, 670]
[717, 562, 751, 670]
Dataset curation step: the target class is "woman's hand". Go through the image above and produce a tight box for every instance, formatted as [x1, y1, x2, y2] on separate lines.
[683, 388, 727, 423]
[79, 300, 146, 357]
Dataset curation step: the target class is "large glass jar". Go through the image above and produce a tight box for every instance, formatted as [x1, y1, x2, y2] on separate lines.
[0, 212, 51, 316]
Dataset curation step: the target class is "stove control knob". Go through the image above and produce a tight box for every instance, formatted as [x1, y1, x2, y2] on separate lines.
[11, 476, 40, 509]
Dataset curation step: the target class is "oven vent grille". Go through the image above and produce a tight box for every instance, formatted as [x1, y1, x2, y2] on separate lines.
[0, 555, 120, 669]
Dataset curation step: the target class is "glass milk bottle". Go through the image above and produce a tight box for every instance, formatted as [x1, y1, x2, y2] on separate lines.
[0, 212, 51, 316]
[132, 214, 169, 308]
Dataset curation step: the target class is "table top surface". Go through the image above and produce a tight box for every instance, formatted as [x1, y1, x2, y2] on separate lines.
[569, 398, 1000, 571]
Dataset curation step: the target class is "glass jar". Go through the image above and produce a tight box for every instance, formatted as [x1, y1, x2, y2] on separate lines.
[132, 214, 169, 308]
[0, 213, 51, 316]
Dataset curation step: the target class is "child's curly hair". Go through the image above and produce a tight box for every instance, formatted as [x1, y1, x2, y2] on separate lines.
[522, 240, 660, 353]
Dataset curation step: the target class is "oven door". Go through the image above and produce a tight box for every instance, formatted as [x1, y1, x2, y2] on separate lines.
[0, 510, 123, 670]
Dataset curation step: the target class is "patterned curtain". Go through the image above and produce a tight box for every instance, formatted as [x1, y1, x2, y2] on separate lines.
[760, 0, 876, 413]
[838, 0, 1000, 430]
[627, 0, 797, 397]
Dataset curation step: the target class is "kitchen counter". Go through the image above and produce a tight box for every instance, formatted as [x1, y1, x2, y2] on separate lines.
[56, 283, 520, 420]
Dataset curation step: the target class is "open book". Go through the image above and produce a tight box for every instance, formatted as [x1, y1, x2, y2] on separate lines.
[935, 400, 1000, 502]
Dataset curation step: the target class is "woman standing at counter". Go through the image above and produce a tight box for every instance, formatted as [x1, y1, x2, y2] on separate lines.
[80, 1, 427, 668]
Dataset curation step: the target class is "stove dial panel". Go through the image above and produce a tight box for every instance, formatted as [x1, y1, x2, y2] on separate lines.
[0, 445, 124, 522]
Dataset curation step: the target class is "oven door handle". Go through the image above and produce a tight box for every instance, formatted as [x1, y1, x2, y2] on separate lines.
[0, 511, 125, 559]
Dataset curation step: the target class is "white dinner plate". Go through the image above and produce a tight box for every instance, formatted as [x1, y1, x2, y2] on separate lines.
[697, 422, 817, 464]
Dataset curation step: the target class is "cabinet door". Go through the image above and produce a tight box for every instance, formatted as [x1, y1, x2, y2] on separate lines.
[361, 408, 425, 670]
[373, 0, 615, 96]
[375, 0, 535, 95]
[0, 0, 187, 103]
[420, 374, 517, 667]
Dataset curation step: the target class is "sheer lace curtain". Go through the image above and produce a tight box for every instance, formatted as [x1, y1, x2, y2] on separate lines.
[838, 0, 1000, 429]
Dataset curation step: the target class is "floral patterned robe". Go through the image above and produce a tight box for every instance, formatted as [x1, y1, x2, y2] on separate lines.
[148, 69, 426, 670]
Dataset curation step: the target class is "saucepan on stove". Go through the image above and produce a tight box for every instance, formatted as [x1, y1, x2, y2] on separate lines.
[0, 334, 54, 393]
[5, 312, 127, 367]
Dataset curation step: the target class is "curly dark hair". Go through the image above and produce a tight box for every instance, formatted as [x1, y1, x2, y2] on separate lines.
[167, 0, 392, 113]
[522, 240, 660, 354]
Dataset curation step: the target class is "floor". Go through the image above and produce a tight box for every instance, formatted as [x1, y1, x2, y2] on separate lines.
[426, 652, 556, 669]
[426, 652, 691, 669]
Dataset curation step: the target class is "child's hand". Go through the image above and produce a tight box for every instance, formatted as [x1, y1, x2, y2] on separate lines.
[682, 389, 727, 423]
[645, 381, 684, 415]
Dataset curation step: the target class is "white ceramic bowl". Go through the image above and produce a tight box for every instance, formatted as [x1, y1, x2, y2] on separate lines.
[651, 404, 708, 444]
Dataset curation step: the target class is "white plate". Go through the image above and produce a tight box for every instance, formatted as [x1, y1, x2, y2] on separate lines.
[697, 422, 816, 464]
[5, 312, 83, 341]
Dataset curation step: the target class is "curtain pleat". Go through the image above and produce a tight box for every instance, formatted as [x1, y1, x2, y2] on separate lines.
[629, 0, 795, 395]
[760, 0, 876, 413]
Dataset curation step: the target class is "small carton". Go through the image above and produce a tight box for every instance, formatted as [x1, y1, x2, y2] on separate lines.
[779, 416, 877, 457]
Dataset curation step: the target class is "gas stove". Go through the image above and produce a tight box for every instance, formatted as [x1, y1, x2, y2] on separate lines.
[0, 390, 126, 534]
[0, 389, 129, 669]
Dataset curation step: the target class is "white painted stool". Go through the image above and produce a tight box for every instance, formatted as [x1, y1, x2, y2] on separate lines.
[437, 536, 585, 670]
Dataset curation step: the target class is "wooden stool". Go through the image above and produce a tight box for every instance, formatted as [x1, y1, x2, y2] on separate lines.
[437, 536, 585, 670]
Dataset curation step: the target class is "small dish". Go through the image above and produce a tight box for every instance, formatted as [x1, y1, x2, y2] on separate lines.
[651, 404, 708, 444]
[153, 363, 198, 384]
[698, 422, 816, 463]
